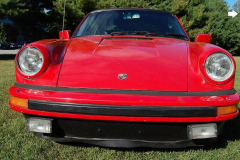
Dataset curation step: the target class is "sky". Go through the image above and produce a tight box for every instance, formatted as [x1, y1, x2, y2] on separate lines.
[226, 0, 238, 9]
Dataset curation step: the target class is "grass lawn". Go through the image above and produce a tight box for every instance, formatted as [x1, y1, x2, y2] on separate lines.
[1, 57, 240, 159]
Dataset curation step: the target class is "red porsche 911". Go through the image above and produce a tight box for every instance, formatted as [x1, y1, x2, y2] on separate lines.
[9, 8, 239, 148]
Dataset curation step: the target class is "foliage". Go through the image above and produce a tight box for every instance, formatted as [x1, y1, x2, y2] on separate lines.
[0, 0, 59, 40]
[0, 23, 6, 42]
[175, 0, 240, 54]
[53, 0, 96, 32]
[233, 0, 240, 12]
[97, 0, 150, 8]
[11, 0, 57, 40]
[0, 0, 27, 19]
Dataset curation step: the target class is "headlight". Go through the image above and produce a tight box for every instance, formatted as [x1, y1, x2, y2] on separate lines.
[17, 47, 44, 76]
[205, 52, 234, 82]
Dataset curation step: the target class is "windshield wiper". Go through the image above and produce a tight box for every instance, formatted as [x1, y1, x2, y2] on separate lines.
[145, 33, 161, 37]
[111, 32, 125, 36]
[164, 33, 188, 39]
[111, 31, 162, 37]
[130, 31, 162, 37]
[132, 31, 149, 35]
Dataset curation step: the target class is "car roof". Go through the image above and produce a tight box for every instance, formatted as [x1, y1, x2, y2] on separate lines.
[90, 8, 173, 15]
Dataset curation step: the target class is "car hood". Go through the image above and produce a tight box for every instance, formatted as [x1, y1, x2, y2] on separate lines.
[57, 36, 188, 91]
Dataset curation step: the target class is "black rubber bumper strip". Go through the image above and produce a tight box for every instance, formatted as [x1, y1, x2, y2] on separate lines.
[28, 100, 217, 117]
[15, 83, 236, 96]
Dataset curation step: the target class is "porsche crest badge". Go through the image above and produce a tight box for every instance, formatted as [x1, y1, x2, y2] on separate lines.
[118, 74, 127, 80]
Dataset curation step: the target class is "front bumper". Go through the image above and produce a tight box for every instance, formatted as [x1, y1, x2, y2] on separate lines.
[9, 83, 239, 148]
[9, 83, 239, 123]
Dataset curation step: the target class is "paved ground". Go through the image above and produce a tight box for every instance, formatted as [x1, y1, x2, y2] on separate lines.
[0, 49, 19, 55]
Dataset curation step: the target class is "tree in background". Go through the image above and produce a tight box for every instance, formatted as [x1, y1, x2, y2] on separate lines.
[174, 0, 240, 54]
[97, 0, 150, 8]
[53, 0, 97, 33]
[10, 0, 56, 40]
[210, 1, 240, 54]
[0, 0, 59, 40]
[0, 23, 6, 42]
[0, 0, 27, 19]
[233, 0, 240, 12]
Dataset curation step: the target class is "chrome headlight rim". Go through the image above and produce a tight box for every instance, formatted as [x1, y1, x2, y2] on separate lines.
[204, 52, 234, 82]
[200, 51, 235, 85]
[17, 47, 44, 76]
[16, 46, 50, 79]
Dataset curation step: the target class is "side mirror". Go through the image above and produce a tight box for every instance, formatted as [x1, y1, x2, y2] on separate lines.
[59, 30, 70, 39]
[195, 34, 211, 43]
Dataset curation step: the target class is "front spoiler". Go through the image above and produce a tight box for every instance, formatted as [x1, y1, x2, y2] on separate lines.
[25, 114, 222, 148]
[35, 133, 217, 148]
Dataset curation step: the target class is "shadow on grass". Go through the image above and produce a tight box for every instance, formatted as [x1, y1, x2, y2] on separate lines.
[0, 54, 16, 60]
[57, 114, 240, 152]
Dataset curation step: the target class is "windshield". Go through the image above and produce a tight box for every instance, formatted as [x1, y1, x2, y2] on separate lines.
[74, 10, 188, 41]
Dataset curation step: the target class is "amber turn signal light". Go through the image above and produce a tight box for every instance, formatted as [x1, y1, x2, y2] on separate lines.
[10, 96, 28, 108]
[217, 104, 238, 116]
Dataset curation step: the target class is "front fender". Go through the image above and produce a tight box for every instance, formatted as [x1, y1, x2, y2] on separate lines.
[15, 39, 70, 86]
[188, 42, 235, 92]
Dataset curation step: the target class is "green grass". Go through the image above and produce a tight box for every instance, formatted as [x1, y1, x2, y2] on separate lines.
[1, 57, 240, 160]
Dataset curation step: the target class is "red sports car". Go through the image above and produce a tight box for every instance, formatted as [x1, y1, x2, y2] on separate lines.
[9, 8, 239, 148]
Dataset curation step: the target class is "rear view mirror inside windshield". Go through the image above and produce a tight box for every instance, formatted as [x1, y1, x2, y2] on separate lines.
[123, 13, 140, 19]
